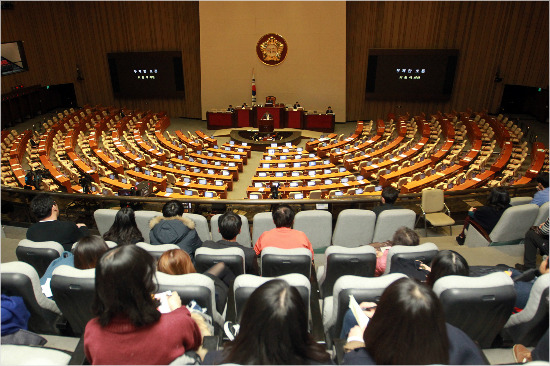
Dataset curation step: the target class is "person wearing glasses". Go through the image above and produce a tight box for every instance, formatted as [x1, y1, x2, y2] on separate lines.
[26, 193, 89, 251]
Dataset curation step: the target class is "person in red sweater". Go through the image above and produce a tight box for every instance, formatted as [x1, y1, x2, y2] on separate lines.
[253, 204, 314, 257]
[84, 245, 202, 365]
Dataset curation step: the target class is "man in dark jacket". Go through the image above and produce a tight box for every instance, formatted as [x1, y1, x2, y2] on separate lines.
[26, 193, 89, 251]
[202, 211, 258, 274]
[371, 186, 404, 218]
[149, 200, 202, 258]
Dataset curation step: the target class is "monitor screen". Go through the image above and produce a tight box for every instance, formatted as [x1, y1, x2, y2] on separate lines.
[202, 159, 208, 164]
[292, 171, 300, 177]
[356, 188, 364, 194]
[107, 51, 185, 98]
[357, 175, 364, 180]
[157, 173, 162, 178]
[242, 142, 247, 146]
[208, 152, 213, 156]
[215, 161, 221, 166]
[205, 191, 214, 198]
[178, 155, 183, 159]
[278, 163, 286, 168]
[324, 169, 332, 174]
[238, 148, 244, 152]
[275, 172, 284, 177]
[309, 171, 316, 176]
[309, 162, 316, 166]
[222, 170, 230, 175]
[297, 147, 303, 152]
[145, 171, 150, 176]
[121, 178, 127, 184]
[268, 149, 275, 154]
[375, 185, 383, 191]
[166, 187, 173, 193]
[185, 190, 193, 196]
[258, 172, 267, 177]
[341, 177, 349, 183]
[199, 179, 207, 185]
[295, 193, 304, 199]
[207, 169, 215, 174]
[290, 182, 299, 187]
[365, 49, 459, 101]
[286, 143, 292, 147]
[229, 141, 235, 145]
[265, 156, 272, 160]
[294, 162, 301, 168]
[255, 182, 263, 187]
[281, 156, 287, 160]
[325, 179, 332, 185]
[308, 181, 316, 186]
[109, 174, 115, 179]
[263, 163, 270, 168]
[250, 194, 260, 199]
[271, 143, 277, 147]
[295, 155, 302, 159]
[189, 157, 194, 162]
[225, 147, 231, 151]
[215, 180, 223, 186]
[220, 154, 226, 158]
[339, 167, 347, 172]
[194, 168, 201, 173]
[168, 163, 174, 168]
[335, 191, 344, 196]
[228, 162, 235, 167]
[183, 177, 191, 183]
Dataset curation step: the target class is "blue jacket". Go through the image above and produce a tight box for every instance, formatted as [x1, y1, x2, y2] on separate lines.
[1, 294, 30, 335]
[40, 251, 74, 287]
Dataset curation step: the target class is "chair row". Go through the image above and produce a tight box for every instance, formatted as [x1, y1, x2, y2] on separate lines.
[93, 207, 417, 251]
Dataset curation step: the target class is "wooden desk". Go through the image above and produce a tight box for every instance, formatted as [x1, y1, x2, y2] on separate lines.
[188, 152, 244, 172]
[221, 142, 252, 157]
[174, 181, 228, 198]
[525, 142, 547, 178]
[246, 179, 371, 199]
[402, 164, 463, 193]
[9, 158, 27, 187]
[39, 155, 72, 192]
[344, 136, 405, 171]
[490, 141, 513, 172]
[304, 113, 335, 132]
[206, 148, 248, 164]
[100, 177, 132, 191]
[255, 163, 336, 173]
[156, 191, 222, 199]
[207, 111, 235, 129]
[67, 152, 99, 183]
[458, 140, 482, 166]
[251, 171, 350, 184]
[286, 110, 303, 129]
[126, 170, 167, 191]
[448, 170, 496, 191]
[175, 130, 202, 150]
[150, 163, 233, 190]
[236, 108, 254, 128]
[195, 130, 217, 148]
[112, 135, 146, 168]
[317, 121, 364, 158]
[155, 130, 184, 154]
[171, 157, 239, 180]
[306, 133, 338, 152]
[93, 149, 124, 174]
[133, 132, 166, 162]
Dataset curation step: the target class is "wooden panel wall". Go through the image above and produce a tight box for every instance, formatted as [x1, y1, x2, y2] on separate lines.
[1, 2, 201, 118]
[347, 1, 549, 121]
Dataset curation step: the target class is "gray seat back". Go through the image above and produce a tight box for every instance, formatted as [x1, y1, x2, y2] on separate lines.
[433, 272, 516, 348]
[183, 213, 211, 242]
[503, 273, 549, 346]
[331, 209, 376, 247]
[1, 262, 61, 335]
[16, 239, 64, 278]
[260, 247, 312, 278]
[136, 242, 180, 260]
[510, 196, 534, 206]
[194, 247, 246, 276]
[210, 214, 251, 247]
[490, 204, 540, 244]
[372, 209, 416, 243]
[319, 246, 377, 299]
[534, 202, 549, 226]
[50, 265, 96, 336]
[93, 209, 117, 236]
[252, 212, 276, 245]
[134, 210, 162, 243]
[384, 242, 439, 275]
[294, 210, 332, 251]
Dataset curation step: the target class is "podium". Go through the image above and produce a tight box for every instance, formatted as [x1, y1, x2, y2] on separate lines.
[258, 113, 274, 133]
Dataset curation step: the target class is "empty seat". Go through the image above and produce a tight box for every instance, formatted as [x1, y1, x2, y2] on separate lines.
[293, 210, 332, 252]
[510, 196, 533, 206]
[210, 214, 251, 247]
[433, 272, 516, 348]
[371, 209, 416, 243]
[420, 188, 455, 236]
[534, 201, 549, 226]
[16, 239, 64, 278]
[331, 209, 376, 247]
[93, 209, 117, 236]
[317, 246, 377, 299]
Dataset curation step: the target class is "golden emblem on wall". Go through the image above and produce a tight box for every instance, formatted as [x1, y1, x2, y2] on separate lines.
[256, 33, 288, 66]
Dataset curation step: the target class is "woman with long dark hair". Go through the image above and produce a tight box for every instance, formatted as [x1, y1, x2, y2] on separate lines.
[84, 245, 201, 365]
[456, 187, 511, 245]
[203, 279, 331, 364]
[102, 207, 144, 245]
[343, 278, 485, 365]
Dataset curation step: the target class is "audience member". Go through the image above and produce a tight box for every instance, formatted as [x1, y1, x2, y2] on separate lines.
[157, 249, 234, 313]
[370, 226, 419, 276]
[341, 250, 469, 339]
[149, 200, 202, 258]
[516, 218, 549, 271]
[26, 193, 89, 251]
[511, 257, 549, 310]
[530, 173, 549, 206]
[456, 187, 511, 245]
[202, 211, 258, 274]
[253, 204, 314, 257]
[40, 235, 110, 287]
[84, 245, 201, 365]
[342, 278, 486, 365]
[202, 279, 331, 365]
[102, 207, 144, 246]
[371, 186, 403, 218]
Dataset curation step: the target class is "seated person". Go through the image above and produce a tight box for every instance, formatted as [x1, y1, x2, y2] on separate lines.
[202, 212, 258, 274]
[516, 218, 549, 271]
[342, 278, 485, 365]
[149, 200, 202, 258]
[456, 187, 511, 245]
[102, 207, 144, 246]
[40, 235, 110, 289]
[371, 186, 403, 218]
[202, 280, 331, 364]
[531, 173, 549, 206]
[370, 227, 419, 276]
[511, 257, 549, 310]
[341, 250, 469, 339]
[84, 245, 202, 365]
[26, 193, 89, 251]
[326, 106, 333, 114]
[293, 101, 301, 109]
[227, 105, 234, 112]
[157, 249, 234, 314]
[253, 204, 314, 258]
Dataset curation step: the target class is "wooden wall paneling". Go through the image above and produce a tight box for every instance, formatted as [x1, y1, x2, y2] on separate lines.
[346, 1, 548, 122]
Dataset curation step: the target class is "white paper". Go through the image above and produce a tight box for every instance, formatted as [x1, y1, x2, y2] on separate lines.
[349, 294, 370, 329]
[41, 278, 53, 298]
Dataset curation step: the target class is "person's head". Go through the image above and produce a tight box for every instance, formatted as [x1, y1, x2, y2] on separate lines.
[157, 249, 196, 275]
[218, 211, 242, 240]
[272, 204, 295, 228]
[426, 250, 469, 288]
[328, 106, 332, 109]
[392, 227, 419, 246]
[381, 186, 399, 204]
[486, 187, 511, 210]
[225, 280, 329, 364]
[73, 235, 110, 270]
[102, 207, 143, 245]
[536, 173, 549, 190]
[364, 278, 449, 364]
[92, 245, 160, 327]
[30, 194, 58, 221]
[162, 200, 184, 218]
